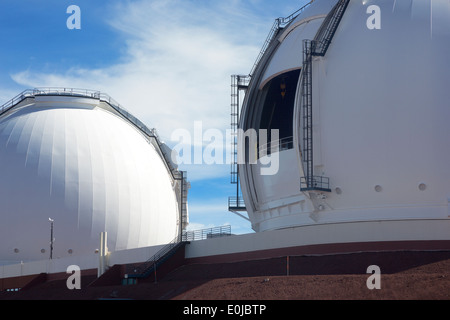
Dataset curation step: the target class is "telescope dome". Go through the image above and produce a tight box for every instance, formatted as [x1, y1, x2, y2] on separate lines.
[0, 89, 186, 263]
[238, 0, 450, 232]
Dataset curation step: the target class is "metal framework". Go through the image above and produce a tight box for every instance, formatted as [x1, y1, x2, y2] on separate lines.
[229, 75, 249, 213]
[178, 171, 189, 236]
[227, 2, 315, 216]
[248, 1, 315, 77]
[299, 0, 349, 192]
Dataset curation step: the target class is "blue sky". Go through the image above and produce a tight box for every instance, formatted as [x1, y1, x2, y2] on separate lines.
[0, 0, 309, 235]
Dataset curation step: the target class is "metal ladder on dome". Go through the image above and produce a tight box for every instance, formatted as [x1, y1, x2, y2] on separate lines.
[299, 0, 350, 192]
[227, 2, 315, 216]
[180, 171, 189, 230]
[229, 75, 249, 215]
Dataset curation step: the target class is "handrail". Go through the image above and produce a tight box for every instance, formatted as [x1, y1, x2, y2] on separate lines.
[0, 87, 185, 182]
[277, 0, 316, 27]
[300, 175, 330, 192]
[228, 196, 246, 209]
[125, 225, 232, 278]
[0, 87, 157, 137]
[257, 136, 294, 158]
[183, 225, 231, 241]
[125, 235, 184, 278]
[0, 88, 100, 114]
[248, 1, 314, 77]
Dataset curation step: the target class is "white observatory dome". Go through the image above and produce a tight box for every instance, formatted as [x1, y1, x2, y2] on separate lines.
[238, 0, 450, 233]
[0, 89, 187, 263]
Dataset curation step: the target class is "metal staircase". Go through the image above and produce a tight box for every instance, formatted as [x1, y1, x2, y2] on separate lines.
[124, 236, 187, 280]
[299, 0, 349, 192]
[123, 226, 232, 282]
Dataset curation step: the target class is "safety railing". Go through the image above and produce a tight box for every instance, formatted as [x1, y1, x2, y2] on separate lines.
[0, 88, 99, 114]
[0, 87, 157, 137]
[249, 1, 314, 77]
[300, 176, 331, 192]
[0, 87, 184, 182]
[228, 196, 246, 210]
[124, 225, 232, 279]
[183, 225, 232, 241]
[125, 234, 185, 279]
[257, 136, 293, 158]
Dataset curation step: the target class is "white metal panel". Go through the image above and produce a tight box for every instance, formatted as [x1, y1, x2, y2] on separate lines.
[259, 18, 324, 89]
[316, 0, 450, 213]
[0, 96, 179, 263]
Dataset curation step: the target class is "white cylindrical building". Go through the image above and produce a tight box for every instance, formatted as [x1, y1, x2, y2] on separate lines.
[0, 89, 188, 263]
[238, 0, 450, 234]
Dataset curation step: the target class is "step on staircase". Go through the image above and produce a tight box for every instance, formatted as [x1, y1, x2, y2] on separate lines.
[123, 238, 188, 283]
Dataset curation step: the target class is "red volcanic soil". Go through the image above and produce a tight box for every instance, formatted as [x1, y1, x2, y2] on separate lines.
[1, 250, 449, 301]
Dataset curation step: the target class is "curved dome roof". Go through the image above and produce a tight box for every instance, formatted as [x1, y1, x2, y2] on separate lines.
[258, 0, 338, 88]
[0, 92, 182, 263]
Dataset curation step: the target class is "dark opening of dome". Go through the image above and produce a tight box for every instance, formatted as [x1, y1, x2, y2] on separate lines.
[258, 69, 299, 152]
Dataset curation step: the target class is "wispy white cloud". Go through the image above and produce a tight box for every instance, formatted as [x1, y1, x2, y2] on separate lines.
[11, 0, 266, 143]
[10, 0, 274, 184]
[9, 0, 272, 183]
[3, 0, 304, 235]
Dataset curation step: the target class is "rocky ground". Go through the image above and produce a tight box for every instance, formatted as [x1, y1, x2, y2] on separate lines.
[1, 250, 449, 301]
